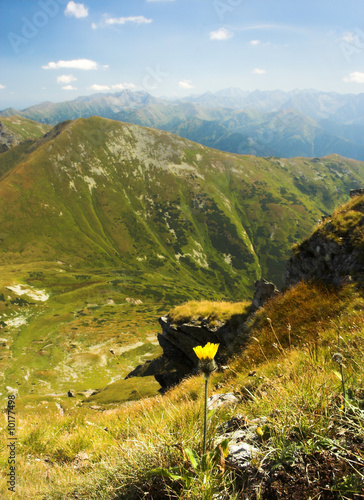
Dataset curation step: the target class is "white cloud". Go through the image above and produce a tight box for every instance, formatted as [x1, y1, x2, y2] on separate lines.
[105, 16, 152, 25]
[62, 85, 77, 90]
[249, 39, 271, 47]
[253, 68, 266, 74]
[343, 71, 364, 83]
[111, 83, 136, 90]
[179, 80, 194, 89]
[42, 59, 100, 70]
[0, 84, 5, 89]
[93, 16, 152, 29]
[64, 1, 88, 18]
[57, 74, 77, 84]
[89, 84, 110, 91]
[209, 27, 233, 41]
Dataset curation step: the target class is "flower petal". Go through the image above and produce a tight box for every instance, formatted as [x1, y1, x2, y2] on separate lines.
[193, 342, 219, 361]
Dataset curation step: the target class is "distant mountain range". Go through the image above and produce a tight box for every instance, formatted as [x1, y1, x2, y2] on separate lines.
[2, 88, 364, 160]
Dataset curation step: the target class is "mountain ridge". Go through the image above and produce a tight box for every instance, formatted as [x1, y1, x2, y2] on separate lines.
[1, 116, 364, 290]
[2, 89, 364, 160]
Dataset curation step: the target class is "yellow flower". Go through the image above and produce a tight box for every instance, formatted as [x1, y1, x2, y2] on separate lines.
[193, 342, 219, 361]
[256, 426, 264, 437]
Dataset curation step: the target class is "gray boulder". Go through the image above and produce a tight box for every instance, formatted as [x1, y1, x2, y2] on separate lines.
[251, 278, 280, 312]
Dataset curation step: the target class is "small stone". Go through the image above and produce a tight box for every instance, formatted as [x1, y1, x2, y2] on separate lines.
[207, 393, 240, 410]
[226, 442, 259, 468]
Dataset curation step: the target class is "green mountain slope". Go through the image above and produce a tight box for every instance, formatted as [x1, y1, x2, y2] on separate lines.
[1, 116, 364, 288]
[1, 116, 364, 398]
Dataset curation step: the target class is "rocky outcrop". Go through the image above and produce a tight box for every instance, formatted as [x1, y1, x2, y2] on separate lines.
[251, 278, 280, 312]
[127, 278, 282, 390]
[152, 316, 239, 390]
[350, 188, 364, 198]
[285, 194, 364, 286]
[218, 414, 264, 469]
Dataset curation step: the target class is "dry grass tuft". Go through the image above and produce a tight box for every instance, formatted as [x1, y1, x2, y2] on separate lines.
[241, 281, 358, 364]
[168, 300, 251, 326]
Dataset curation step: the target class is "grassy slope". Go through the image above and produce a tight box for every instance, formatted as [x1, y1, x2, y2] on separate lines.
[0, 280, 362, 499]
[1, 117, 363, 282]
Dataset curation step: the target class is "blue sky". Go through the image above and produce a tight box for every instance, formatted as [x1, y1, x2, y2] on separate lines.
[0, 0, 364, 109]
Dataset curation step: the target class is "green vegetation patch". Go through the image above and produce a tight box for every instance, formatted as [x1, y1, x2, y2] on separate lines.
[323, 195, 364, 247]
[1, 276, 363, 499]
[86, 375, 161, 404]
[1, 116, 52, 141]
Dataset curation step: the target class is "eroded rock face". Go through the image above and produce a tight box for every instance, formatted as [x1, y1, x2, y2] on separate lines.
[125, 315, 246, 391]
[350, 188, 364, 198]
[285, 196, 364, 286]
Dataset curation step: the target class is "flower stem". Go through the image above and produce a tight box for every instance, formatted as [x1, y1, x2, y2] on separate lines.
[340, 363, 346, 411]
[203, 374, 209, 456]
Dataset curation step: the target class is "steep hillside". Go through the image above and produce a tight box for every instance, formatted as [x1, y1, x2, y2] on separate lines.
[285, 192, 364, 285]
[0, 90, 158, 124]
[161, 109, 364, 159]
[1, 195, 363, 499]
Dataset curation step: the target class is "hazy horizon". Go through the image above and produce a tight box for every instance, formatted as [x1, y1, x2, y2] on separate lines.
[2, 86, 364, 113]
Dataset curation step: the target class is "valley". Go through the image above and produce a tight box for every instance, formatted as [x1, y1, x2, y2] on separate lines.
[0, 115, 364, 402]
